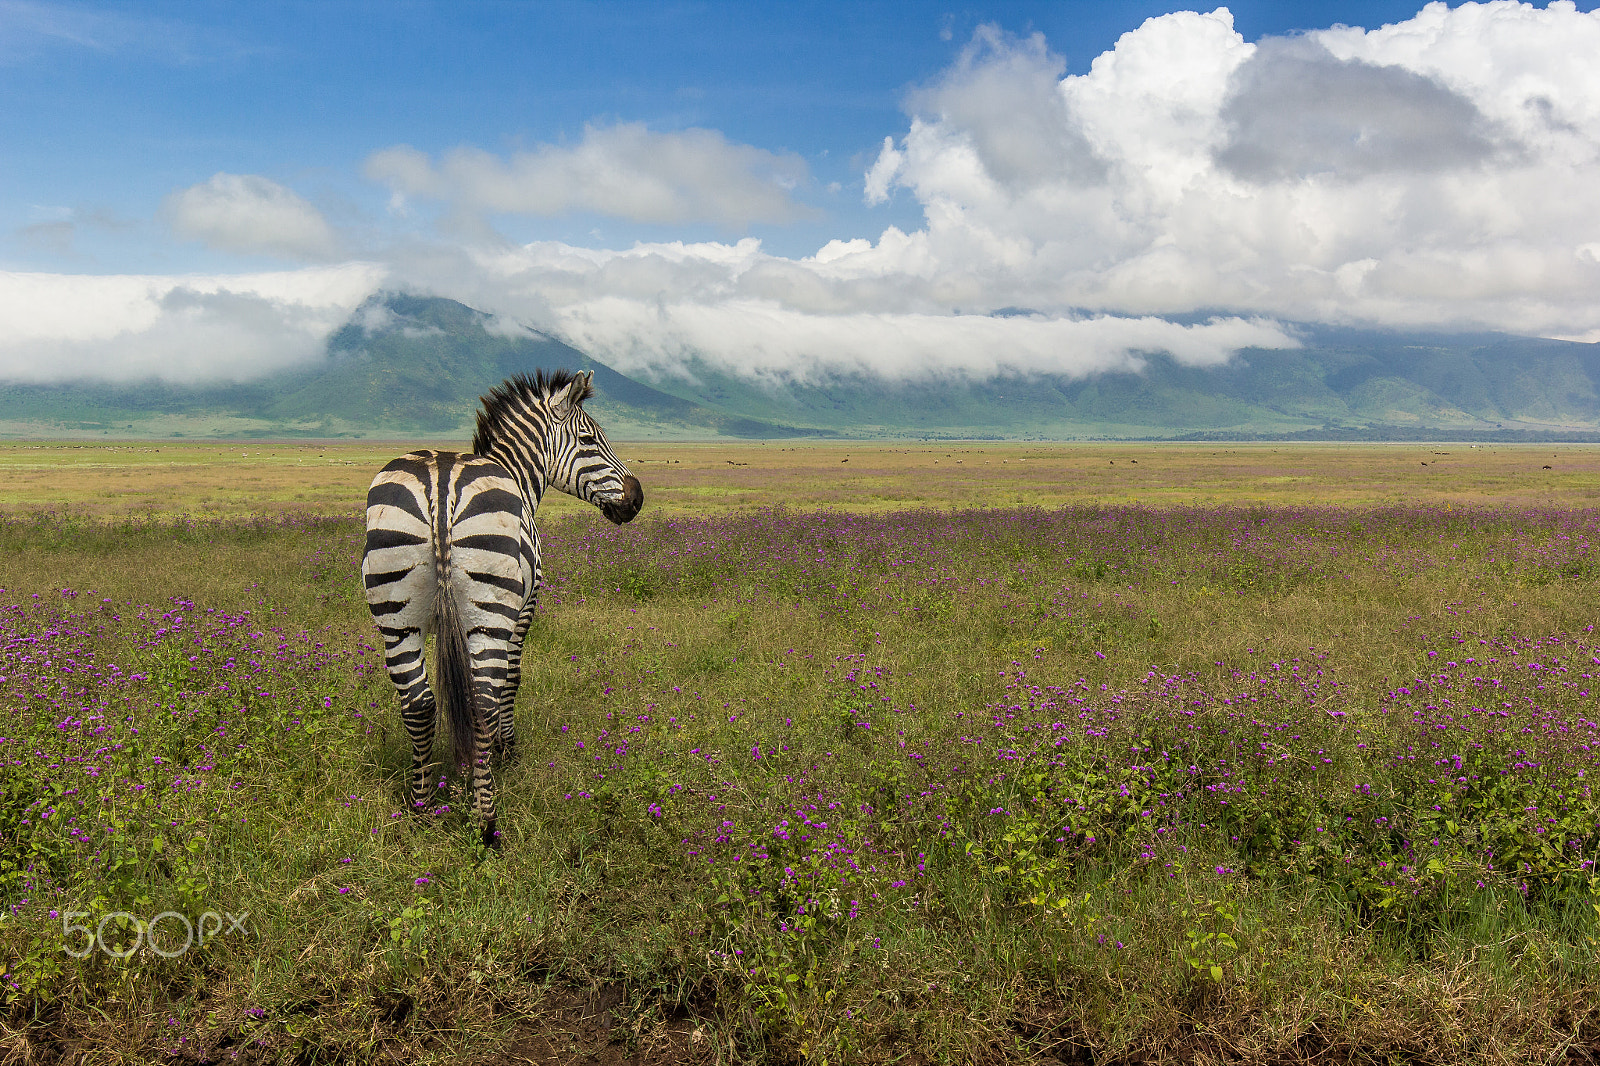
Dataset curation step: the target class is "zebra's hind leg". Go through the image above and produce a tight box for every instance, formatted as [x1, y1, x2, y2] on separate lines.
[403, 689, 442, 813]
[468, 630, 508, 849]
[471, 700, 499, 849]
[379, 625, 439, 813]
[493, 596, 538, 761]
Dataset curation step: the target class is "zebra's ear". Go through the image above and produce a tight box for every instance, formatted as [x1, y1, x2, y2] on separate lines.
[551, 375, 587, 421]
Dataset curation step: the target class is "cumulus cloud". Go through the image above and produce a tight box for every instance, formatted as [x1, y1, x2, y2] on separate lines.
[365, 122, 813, 228]
[857, 4, 1600, 338]
[162, 173, 339, 260]
[862, 137, 903, 206]
[0, 264, 382, 383]
[1215, 37, 1504, 181]
[903, 24, 1105, 191]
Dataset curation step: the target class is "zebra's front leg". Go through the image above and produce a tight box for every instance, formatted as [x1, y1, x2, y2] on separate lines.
[380, 626, 439, 812]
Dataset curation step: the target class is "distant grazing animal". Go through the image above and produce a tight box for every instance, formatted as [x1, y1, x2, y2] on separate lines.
[361, 370, 644, 847]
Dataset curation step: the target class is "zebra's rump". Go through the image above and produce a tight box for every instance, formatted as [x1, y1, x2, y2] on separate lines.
[361, 450, 532, 632]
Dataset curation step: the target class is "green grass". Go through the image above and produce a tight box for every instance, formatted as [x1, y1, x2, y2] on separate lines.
[2, 503, 1599, 1064]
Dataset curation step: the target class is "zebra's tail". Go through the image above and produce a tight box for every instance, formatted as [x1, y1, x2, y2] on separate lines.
[434, 578, 477, 783]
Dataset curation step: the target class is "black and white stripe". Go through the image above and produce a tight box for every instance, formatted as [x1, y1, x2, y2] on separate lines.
[361, 370, 643, 847]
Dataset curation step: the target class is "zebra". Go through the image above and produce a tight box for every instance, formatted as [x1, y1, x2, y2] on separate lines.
[361, 369, 644, 847]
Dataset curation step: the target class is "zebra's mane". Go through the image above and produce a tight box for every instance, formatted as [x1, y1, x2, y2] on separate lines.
[472, 369, 593, 455]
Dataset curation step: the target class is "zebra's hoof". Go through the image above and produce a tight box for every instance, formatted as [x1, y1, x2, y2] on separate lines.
[481, 821, 501, 850]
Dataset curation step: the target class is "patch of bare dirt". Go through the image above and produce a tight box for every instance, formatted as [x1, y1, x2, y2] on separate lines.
[486, 988, 715, 1066]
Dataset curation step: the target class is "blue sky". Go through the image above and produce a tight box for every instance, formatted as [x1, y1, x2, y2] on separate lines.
[3, 0, 1537, 266]
[3, 1, 1600, 383]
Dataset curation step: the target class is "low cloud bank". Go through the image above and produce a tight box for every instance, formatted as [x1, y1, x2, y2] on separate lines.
[0, 265, 382, 384]
[555, 298, 1296, 386]
[0, 254, 1291, 386]
[386, 237, 1298, 385]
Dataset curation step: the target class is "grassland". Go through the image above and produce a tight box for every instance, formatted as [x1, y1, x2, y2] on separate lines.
[4, 439, 1600, 516]
[2, 441, 1599, 1064]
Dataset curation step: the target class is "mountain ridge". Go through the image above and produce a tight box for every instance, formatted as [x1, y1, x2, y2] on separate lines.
[626, 323, 1600, 439]
[0, 293, 832, 441]
[2, 293, 1599, 441]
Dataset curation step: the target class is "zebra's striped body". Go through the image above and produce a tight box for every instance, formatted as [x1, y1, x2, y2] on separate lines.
[362, 370, 643, 847]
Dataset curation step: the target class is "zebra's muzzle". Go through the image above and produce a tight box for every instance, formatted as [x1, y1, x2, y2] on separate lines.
[599, 475, 644, 524]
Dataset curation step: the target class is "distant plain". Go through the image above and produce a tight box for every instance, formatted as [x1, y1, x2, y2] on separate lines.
[3, 439, 1600, 515]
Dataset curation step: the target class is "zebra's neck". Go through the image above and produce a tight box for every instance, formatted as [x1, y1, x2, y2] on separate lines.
[481, 437, 550, 513]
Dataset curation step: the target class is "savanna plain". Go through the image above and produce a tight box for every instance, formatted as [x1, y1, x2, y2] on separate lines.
[3, 440, 1600, 1065]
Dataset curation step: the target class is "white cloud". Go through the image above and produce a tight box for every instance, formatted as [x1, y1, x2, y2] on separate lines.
[1214, 36, 1503, 181]
[553, 296, 1295, 386]
[860, 4, 1600, 338]
[365, 122, 813, 228]
[0, 264, 383, 383]
[905, 24, 1105, 191]
[163, 173, 339, 260]
[375, 236, 1296, 385]
[862, 137, 903, 206]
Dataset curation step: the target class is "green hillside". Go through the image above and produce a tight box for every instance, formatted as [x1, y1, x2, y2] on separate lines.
[635, 327, 1600, 439]
[257, 293, 823, 439]
[0, 294, 828, 440]
[2, 294, 1598, 440]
